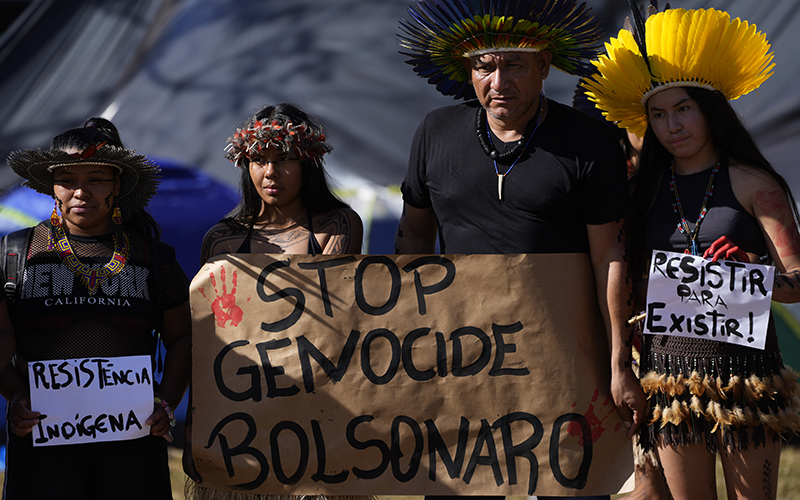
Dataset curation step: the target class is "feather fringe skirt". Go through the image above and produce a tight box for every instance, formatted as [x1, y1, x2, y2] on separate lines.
[638, 365, 800, 454]
[636, 320, 800, 456]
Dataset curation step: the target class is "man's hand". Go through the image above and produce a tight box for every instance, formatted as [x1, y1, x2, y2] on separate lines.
[611, 368, 646, 438]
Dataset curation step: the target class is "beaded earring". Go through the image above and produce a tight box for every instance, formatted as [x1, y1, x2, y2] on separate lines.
[112, 201, 122, 226]
[50, 198, 60, 227]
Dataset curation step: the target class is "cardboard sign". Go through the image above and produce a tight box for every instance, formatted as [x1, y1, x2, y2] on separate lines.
[28, 355, 153, 446]
[188, 254, 633, 496]
[644, 250, 775, 350]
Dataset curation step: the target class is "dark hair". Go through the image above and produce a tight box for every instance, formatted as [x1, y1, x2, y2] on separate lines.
[630, 87, 799, 276]
[83, 117, 124, 148]
[50, 119, 162, 239]
[226, 103, 347, 226]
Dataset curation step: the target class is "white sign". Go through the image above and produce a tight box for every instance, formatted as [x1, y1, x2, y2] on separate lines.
[644, 250, 774, 350]
[28, 355, 154, 446]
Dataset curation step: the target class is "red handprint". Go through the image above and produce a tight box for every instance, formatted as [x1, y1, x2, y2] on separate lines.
[567, 388, 623, 445]
[199, 265, 247, 328]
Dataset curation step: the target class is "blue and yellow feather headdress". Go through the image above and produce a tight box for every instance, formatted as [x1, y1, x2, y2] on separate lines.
[583, 7, 775, 138]
[398, 0, 604, 100]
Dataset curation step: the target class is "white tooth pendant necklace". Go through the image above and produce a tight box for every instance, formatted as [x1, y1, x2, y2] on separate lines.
[497, 173, 506, 201]
[476, 94, 543, 201]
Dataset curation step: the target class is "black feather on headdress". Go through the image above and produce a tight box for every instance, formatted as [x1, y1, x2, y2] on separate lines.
[626, 0, 651, 76]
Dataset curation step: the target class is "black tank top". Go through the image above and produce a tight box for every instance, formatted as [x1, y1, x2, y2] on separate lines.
[645, 158, 767, 257]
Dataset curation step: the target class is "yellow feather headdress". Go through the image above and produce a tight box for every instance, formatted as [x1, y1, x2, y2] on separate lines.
[582, 8, 774, 138]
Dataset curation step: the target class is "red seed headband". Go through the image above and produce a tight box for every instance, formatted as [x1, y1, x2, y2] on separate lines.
[225, 117, 332, 166]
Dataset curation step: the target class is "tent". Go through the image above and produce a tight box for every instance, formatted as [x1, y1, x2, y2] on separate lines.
[2, 1, 800, 188]
[3, 0, 800, 251]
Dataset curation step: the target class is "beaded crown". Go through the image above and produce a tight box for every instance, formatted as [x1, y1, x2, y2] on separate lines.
[398, 0, 604, 100]
[225, 115, 332, 166]
[582, 8, 775, 138]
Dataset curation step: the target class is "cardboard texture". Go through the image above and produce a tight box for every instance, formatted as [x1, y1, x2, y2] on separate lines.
[188, 254, 633, 496]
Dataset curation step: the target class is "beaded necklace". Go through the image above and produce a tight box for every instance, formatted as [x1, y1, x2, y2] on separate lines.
[669, 159, 720, 255]
[476, 95, 543, 200]
[48, 208, 130, 295]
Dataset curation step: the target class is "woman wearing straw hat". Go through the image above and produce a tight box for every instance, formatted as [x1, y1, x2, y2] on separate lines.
[586, 7, 800, 500]
[0, 118, 191, 499]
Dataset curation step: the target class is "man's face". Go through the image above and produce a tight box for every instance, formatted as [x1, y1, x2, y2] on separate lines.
[468, 51, 551, 124]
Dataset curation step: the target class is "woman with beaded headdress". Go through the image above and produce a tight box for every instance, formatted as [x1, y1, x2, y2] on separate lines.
[0, 118, 191, 499]
[585, 6, 800, 499]
[200, 103, 362, 263]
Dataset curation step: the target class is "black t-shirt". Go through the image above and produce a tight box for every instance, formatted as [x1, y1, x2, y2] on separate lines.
[401, 99, 631, 253]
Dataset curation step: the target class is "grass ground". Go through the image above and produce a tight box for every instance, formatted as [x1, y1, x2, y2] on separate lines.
[164, 445, 800, 500]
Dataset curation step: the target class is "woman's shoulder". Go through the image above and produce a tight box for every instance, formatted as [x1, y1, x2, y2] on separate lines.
[314, 207, 363, 233]
[728, 162, 787, 215]
[201, 219, 248, 261]
[313, 207, 363, 254]
[729, 162, 776, 184]
[204, 218, 248, 237]
[729, 162, 784, 196]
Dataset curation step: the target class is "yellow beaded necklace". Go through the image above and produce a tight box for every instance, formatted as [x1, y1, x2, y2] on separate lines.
[48, 204, 130, 295]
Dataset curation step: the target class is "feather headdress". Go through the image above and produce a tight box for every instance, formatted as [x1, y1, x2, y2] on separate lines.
[398, 0, 604, 100]
[572, 1, 664, 122]
[583, 8, 775, 138]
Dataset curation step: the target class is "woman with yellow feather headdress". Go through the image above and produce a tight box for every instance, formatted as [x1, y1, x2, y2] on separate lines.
[585, 5, 800, 500]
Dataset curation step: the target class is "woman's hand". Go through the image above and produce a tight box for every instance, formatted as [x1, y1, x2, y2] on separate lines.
[8, 389, 40, 437]
[703, 236, 749, 262]
[146, 396, 175, 442]
[152, 302, 191, 443]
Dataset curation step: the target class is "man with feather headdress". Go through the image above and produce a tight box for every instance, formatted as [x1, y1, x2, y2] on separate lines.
[396, 1, 646, 498]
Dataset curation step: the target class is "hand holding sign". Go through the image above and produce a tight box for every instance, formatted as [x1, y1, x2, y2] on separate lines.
[610, 368, 645, 438]
[703, 236, 749, 263]
[8, 390, 41, 437]
[146, 395, 175, 442]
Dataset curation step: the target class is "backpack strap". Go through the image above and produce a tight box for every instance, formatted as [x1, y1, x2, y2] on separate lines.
[147, 236, 176, 312]
[1, 227, 34, 305]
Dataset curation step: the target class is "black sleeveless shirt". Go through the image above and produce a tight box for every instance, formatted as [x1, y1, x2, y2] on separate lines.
[645, 160, 767, 257]
[642, 158, 782, 377]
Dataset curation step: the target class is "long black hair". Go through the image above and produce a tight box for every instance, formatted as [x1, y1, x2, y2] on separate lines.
[630, 87, 799, 277]
[50, 117, 162, 239]
[225, 103, 348, 228]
